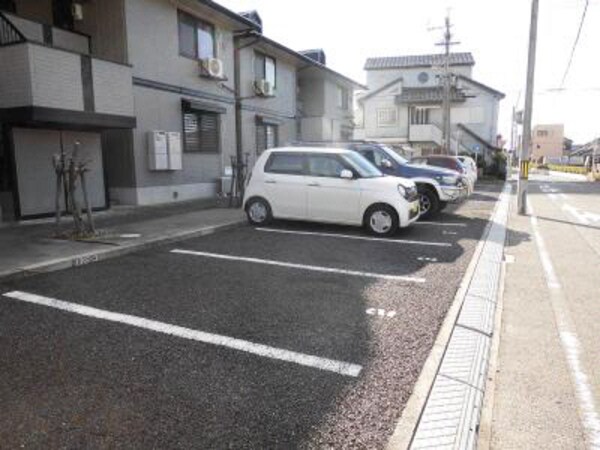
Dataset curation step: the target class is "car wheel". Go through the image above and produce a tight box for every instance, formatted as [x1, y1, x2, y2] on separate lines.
[418, 186, 440, 220]
[245, 198, 272, 226]
[365, 204, 399, 236]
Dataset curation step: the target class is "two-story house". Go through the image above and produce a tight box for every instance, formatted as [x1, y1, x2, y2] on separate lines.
[0, 0, 137, 219]
[0, 1, 363, 222]
[297, 49, 365, 142]
[355, 52, 505, 162]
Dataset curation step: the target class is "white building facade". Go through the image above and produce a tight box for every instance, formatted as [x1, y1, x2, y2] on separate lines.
[355, 53, 504, 162]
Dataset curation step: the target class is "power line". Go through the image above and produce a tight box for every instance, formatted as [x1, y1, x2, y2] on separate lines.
[560, 0, 590, 88]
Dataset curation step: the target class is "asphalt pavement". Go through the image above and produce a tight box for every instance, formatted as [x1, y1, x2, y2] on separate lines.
[0, 182, 502, 449]
[487, 173, 600, 450]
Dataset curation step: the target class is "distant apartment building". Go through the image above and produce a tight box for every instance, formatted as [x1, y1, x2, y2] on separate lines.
[0, 1, 362, 221]
[355, 52, 505, 162]
[531, 124, 565, 162]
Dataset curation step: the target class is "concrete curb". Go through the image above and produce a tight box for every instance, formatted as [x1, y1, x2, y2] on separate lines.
[476, 246, 508, 450]
[0, 219, 244, 283]
[407, 182, 511, 449]
[386, 183, 509, 450]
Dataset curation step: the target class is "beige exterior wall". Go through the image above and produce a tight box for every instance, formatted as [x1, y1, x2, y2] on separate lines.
[531, 124, 565, 161]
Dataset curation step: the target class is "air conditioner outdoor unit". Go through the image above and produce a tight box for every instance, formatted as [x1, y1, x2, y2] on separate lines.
[253, 79, 273, 97]
[71, 3, 83, 20]
[200, 58, 224, 79]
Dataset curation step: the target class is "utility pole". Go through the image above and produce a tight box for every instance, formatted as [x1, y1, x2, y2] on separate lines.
[517, 0, 539, 215]
[435, 15, 460, 154]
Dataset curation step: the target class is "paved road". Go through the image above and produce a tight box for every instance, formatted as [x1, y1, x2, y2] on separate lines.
[490, 172, 600, 449]
[0, 183, 501, 449]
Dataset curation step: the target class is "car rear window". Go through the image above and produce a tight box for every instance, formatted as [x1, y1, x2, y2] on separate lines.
[264, 153, 305, 175]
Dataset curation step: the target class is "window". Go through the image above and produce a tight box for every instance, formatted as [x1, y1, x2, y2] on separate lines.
[537, 130, 549, 137]
[256, 123, 278, 153]
[307, 155, 347, 178]
[182, 109, 220, 153]
[265, 153, 305, 175]
[358, 148, 388, 168]
[178, 11, 215, 60]
[410, 107, 430, 125]
[255, 52, 276, 87]
[377, 108, 398, 127]
[337, 86, 349, 110]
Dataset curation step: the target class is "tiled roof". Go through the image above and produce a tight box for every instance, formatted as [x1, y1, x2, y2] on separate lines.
[364, 52, 475, 70]
[395, 87, 466, 104]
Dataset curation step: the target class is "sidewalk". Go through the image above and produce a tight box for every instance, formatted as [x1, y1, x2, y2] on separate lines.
[0, 200, 244, 281]
[480, 174, 599, 449]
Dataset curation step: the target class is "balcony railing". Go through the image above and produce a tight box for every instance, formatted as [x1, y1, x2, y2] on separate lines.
[0, 11, 25, 46]
[0, 42, 134, 122]
[1, 11, 90, 54]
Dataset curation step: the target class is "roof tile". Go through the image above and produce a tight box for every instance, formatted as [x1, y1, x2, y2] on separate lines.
[364, 52, 475, 70]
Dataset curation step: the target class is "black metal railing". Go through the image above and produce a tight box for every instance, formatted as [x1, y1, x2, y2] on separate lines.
[0, 11, 25, 46]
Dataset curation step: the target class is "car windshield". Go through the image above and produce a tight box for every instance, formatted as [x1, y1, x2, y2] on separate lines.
[379, 145, 408, 165]
[340, 152, 383, 178]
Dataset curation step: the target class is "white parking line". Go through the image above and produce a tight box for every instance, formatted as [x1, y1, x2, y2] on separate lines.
[255, 227, 452, 247]
[2, 291, 362, 378]
[414, 221, 467, 227]
[171, 249, 426, 283]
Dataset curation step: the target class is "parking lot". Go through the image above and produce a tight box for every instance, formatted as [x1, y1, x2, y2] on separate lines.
[0, 183, 502, 448]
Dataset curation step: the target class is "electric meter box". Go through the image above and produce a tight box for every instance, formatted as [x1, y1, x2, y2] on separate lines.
[147, 131, 168, 171]
[167, 131, 182, 170]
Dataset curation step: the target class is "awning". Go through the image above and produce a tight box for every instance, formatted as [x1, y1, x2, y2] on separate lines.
[182, 99, 227, 114]
[255, 114, 284, 125]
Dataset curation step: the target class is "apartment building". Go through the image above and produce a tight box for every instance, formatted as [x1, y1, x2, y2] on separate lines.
[355, 52, 505, 161]
[0, 0, 363, 221]
[531, 124, 565, 162]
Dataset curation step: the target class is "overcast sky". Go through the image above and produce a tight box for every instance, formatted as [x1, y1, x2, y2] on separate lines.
[217, 0, 600, 145]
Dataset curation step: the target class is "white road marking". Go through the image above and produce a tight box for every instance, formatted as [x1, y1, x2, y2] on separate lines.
[418, 257, 438, 262]
[255, 227, 451, 247]
[119, 233, 142, 239]
[528, 204, 600, 446]
[366, 308, 396, 318]
[171, 249, 426, 283]
[2, 291, 362, 378]
[415, 221, 467, 227]
[562, 204, 592, 226]
[442, 231, 458, 236]
[530, 211, 561, 290]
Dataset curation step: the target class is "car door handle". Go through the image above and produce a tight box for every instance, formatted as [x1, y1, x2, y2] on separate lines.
[265, 180, 276, 184]
[307, 182, 320, 187]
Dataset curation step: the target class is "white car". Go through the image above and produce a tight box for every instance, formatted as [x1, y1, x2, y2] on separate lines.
[243, 147, 420, 236]
[457, 156, 478, 188]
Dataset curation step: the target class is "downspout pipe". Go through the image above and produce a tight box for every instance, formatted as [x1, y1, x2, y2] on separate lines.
[233, 30, 261, 200]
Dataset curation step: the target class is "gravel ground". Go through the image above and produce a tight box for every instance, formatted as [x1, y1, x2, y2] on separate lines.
[0, 182, 502, 449]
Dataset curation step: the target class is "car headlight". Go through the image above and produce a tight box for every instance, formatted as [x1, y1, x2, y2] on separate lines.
[397, 184, 407, 198]
[435, 175, 458, 185]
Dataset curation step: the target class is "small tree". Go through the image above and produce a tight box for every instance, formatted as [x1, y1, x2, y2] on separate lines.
[53, 141, 96, 236]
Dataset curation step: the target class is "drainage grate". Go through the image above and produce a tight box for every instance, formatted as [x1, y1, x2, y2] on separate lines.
[410, 184, 511, 450]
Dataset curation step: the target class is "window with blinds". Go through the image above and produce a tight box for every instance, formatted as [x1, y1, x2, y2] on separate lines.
[183, 109, 220, 153]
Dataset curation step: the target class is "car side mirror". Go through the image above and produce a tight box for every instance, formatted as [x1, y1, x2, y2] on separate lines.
[340, 169, 354, 179]
[381, 159, 393, 169]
